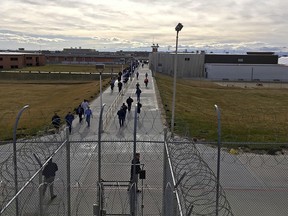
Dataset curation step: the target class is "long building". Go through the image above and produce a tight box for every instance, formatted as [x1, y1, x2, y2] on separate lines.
[0, 52, 46, 70]
[149, 51, 288, 82]
[45, 49, 149, 65]
[0, 48, 150, 70]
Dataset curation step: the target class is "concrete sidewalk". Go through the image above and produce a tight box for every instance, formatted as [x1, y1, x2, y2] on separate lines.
[49, 64, 164, 216]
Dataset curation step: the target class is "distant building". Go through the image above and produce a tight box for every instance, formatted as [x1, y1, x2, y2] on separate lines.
[0, 52, 46, 70]
[45, 48, 150, 65]
[0, 48, 151, 69]
[149, 51, 288, 82]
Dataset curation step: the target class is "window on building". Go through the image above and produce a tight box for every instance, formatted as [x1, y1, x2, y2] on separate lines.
[0, 58, 3, 61]
[238, 58, 243, 62]
[11, 65, 19, 69]
[26, 63, 33, 66]
[10, 57, 18, 61]
[0, 65, 3, 69]
[185, 58, 190, 61]
[26, 57, 33, 60]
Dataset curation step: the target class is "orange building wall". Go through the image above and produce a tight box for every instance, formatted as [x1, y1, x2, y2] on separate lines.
[0, 53, 46, 70]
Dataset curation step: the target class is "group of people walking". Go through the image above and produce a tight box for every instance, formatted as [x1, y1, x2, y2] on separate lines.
[76, 99, 93, 127]
[117, 86, 143, 128]
[52, 68, 149, 131]
[51, 99, 93, 134]
[117, 97, 142, 128]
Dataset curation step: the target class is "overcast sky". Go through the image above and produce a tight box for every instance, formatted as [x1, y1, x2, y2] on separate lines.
[0, 0, 287, 52]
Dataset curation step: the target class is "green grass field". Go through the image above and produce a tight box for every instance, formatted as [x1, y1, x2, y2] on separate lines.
[0, 78, 110, 141]
[1, 65, 288, 153]
[155, 73, 288, 151]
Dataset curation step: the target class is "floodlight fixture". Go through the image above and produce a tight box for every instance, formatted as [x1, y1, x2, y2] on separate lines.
[175, 23, 183, 32]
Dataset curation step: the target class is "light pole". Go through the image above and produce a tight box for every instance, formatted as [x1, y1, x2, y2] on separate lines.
[96, 64, 105, 135]
[171, 23, 183, 136]
[96, 64, 105, 107]
[13, 104, 29, 216]
[97, 103, 106, 216]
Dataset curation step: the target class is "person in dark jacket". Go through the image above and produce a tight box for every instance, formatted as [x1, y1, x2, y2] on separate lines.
[117, 107, 126, 127]
[118, 81, 123, 93]
[110, 78, 115, 91]
[137, 101, 142, 117]
[136, 88, 142, 102]
[65, 111, 74, 134]
[126, 96, 134, 112]
[51, 113, 61, 132]
[129, 153, 141, 192]
[76, 104, 84, 123]
[144, 78, 148, 88]
[42, 158, 58, 200]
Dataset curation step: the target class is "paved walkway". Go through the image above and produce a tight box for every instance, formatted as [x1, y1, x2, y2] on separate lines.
[65, 64, 165, 215]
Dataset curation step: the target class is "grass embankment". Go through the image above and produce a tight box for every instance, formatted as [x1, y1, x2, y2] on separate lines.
[0, 64, 115, 141]
[156, 73, 288, 153]
[17, 64, 125, 73]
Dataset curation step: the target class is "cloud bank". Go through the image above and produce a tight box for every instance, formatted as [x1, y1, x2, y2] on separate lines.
[0, 0, 287, 52]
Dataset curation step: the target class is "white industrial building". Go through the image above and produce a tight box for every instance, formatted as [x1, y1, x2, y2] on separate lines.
[149, 52, 288, 82]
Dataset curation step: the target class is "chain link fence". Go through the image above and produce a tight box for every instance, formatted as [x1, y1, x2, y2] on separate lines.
[1, 104, 288, 215]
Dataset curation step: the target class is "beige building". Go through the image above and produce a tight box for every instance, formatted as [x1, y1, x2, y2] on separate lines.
[0, 52, 46, 70]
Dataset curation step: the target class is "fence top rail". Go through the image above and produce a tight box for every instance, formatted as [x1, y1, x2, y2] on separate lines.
[164, 139, 184, 216]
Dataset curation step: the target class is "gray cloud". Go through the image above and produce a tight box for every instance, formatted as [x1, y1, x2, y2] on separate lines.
[0, 0, 287, 52]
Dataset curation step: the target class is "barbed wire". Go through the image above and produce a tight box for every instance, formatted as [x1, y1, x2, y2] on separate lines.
[1, 105, 288, 215]
[167, 136, 234, 216]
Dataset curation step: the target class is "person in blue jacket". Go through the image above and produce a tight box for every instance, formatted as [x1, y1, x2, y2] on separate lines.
[65, 111, 74, 134]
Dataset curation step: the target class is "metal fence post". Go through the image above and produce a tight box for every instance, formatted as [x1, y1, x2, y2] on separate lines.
[130, 103, 138, 216]
[214, 104, 221, 216]
[97, 103, 106, 216]
[66, 126, 71, 216]
[13, 104, 29, 216]
[162, 128, 168, 215]
[38, 167, 43, 216]
[33, 153, 43, 216]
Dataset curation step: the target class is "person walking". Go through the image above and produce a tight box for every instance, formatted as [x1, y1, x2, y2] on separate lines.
[128, 153, 141, 192]
[126, 96, 134, 112]
[136, 71, 139, 80]
[65, 111, 74, 134]
[136, 82, 140, 89]
[85, 106, 93, 127]
[118, 71, 122, 81]
[81, 99, 89, 116]
[137, 101, 142, 118]
[117, 107, 126, 127]
[76, 104, 84, 123]
[136, 88, 142, 102]
[51, 112, 61, 132]
[42, 158, 58, 200]
[118, 81, 123, 93]
[144, 78, 148, 88]
[110, 77, 115, 92]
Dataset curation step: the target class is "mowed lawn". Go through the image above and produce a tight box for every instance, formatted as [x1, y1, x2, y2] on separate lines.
[0, 80, 109, 141]
[0, 64, 119, 141]
[155, 73, 288, 146]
